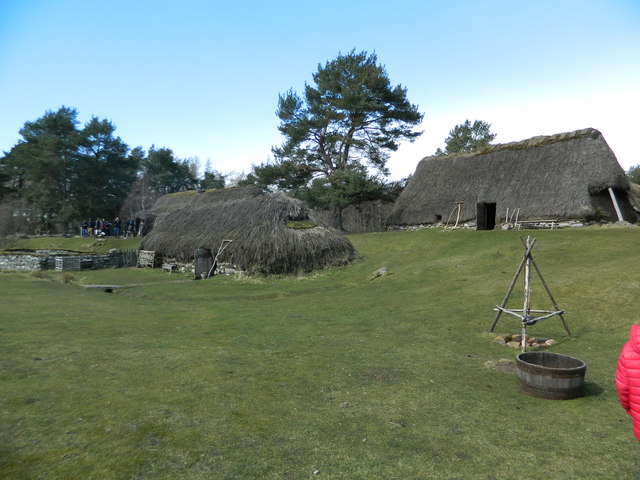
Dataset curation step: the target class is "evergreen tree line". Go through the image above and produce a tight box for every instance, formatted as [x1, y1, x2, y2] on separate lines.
[0, 106, 225, 235]
[0, 101, 509, 236]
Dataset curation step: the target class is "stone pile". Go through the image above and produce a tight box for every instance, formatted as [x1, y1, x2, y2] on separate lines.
[494, 334, 556, 349]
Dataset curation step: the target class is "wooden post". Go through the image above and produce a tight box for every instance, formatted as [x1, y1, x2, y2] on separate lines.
[445, 201, 463, 229]
[490, 237, 570, 340]
[454, 202, 463, 228]
[488, 238, 536, 332]
[206, 239, 233, 279]
[529, 255, 572, 336]
[608, 188, 624, 222]
[518, 237, 572, 336]
[521, 236, 532, 352]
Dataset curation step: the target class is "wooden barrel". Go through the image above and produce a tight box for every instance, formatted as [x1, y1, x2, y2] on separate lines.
[194, 248, 213, 277]
[515, 352, 586, 400]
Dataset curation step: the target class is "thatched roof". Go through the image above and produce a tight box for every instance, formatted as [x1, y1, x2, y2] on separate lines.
[138, 186, 264, 230]
[140, 187, 356, 275]
[148, 186, 263, 215]
[387, 128, 636, 225]
[629, 183, 640, 214]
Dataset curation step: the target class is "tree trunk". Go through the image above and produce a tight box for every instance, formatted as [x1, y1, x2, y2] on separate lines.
[332, 206, 344, 231]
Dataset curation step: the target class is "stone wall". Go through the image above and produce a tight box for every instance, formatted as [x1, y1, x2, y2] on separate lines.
[0, 254, 50, 271]
[0, 250, 138, 272]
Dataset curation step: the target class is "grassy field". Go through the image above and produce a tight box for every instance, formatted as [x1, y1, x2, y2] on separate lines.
[1, 227, 639, 479]
[1, 235, 141, 253]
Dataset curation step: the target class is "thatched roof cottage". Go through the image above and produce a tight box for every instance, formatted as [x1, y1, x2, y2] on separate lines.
[387, 128, 636, 228]
[140, 187, 356, 275]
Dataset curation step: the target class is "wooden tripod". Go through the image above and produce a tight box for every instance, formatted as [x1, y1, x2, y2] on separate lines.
[488, 236, 571, 352]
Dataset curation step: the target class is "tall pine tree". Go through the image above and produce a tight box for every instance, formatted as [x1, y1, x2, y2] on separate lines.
[251, 50, 423, 229]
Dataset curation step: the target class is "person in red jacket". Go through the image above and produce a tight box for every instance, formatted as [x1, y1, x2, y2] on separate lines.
[616, 324, 640, 441]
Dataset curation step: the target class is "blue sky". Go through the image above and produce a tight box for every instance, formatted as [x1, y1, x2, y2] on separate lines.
[1, 0, 639, 180]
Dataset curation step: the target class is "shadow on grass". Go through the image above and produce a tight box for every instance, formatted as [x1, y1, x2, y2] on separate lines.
[582, 380, 605, 397]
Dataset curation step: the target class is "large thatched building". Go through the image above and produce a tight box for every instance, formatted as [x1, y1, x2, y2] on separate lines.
[140, 187, 356, 275]
[387, 128, 636, 228]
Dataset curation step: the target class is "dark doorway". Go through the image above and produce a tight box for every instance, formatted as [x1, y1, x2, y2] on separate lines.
[476, 202, 497, 230]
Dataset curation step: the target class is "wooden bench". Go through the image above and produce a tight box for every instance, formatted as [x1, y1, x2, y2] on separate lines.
[516, 220, 559, 230]
[162, 263, 177, 274]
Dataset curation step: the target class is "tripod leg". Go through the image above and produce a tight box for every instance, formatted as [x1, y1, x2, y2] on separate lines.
[518, 238, 572, 336]
[529, 256, 572, 336]
[489, 240, 536, 332]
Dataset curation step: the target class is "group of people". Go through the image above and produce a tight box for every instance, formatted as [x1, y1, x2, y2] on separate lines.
[81, 217, 145, 238]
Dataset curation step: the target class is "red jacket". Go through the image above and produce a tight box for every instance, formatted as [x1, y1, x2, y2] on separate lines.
[616, 325, 640, 440]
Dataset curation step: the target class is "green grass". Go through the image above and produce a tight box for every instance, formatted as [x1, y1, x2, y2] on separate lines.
[1, 227, 639, 479]
[1, 236, 141, 253]
[286, 220, 318, 229]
